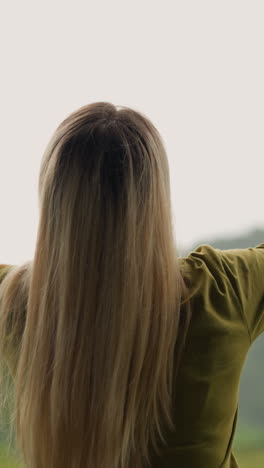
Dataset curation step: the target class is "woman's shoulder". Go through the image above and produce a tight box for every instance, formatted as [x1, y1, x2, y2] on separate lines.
[179, 243, 264, 345]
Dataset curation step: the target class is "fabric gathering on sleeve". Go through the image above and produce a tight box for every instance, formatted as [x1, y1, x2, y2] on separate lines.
[209, 243, 264, 345]
[185, 243, 264, 345]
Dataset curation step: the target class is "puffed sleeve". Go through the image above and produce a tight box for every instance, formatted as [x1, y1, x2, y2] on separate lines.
[193, 243, 264, 344]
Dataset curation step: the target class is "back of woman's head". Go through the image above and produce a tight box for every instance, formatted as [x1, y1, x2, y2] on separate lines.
[0, 102, 191, 468]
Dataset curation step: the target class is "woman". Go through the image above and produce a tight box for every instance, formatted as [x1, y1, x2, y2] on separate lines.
[0, 101, 263, 468]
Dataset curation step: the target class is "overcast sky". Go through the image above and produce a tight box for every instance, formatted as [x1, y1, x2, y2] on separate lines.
[0, 1, 263, 265]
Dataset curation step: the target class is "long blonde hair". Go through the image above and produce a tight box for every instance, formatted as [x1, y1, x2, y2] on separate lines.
[0, 102, 192, 468]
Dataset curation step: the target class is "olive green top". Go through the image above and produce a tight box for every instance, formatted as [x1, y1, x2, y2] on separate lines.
[1, 242, 264, 467]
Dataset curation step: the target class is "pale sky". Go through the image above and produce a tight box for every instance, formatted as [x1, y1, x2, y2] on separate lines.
[0, 1, 264, 265]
